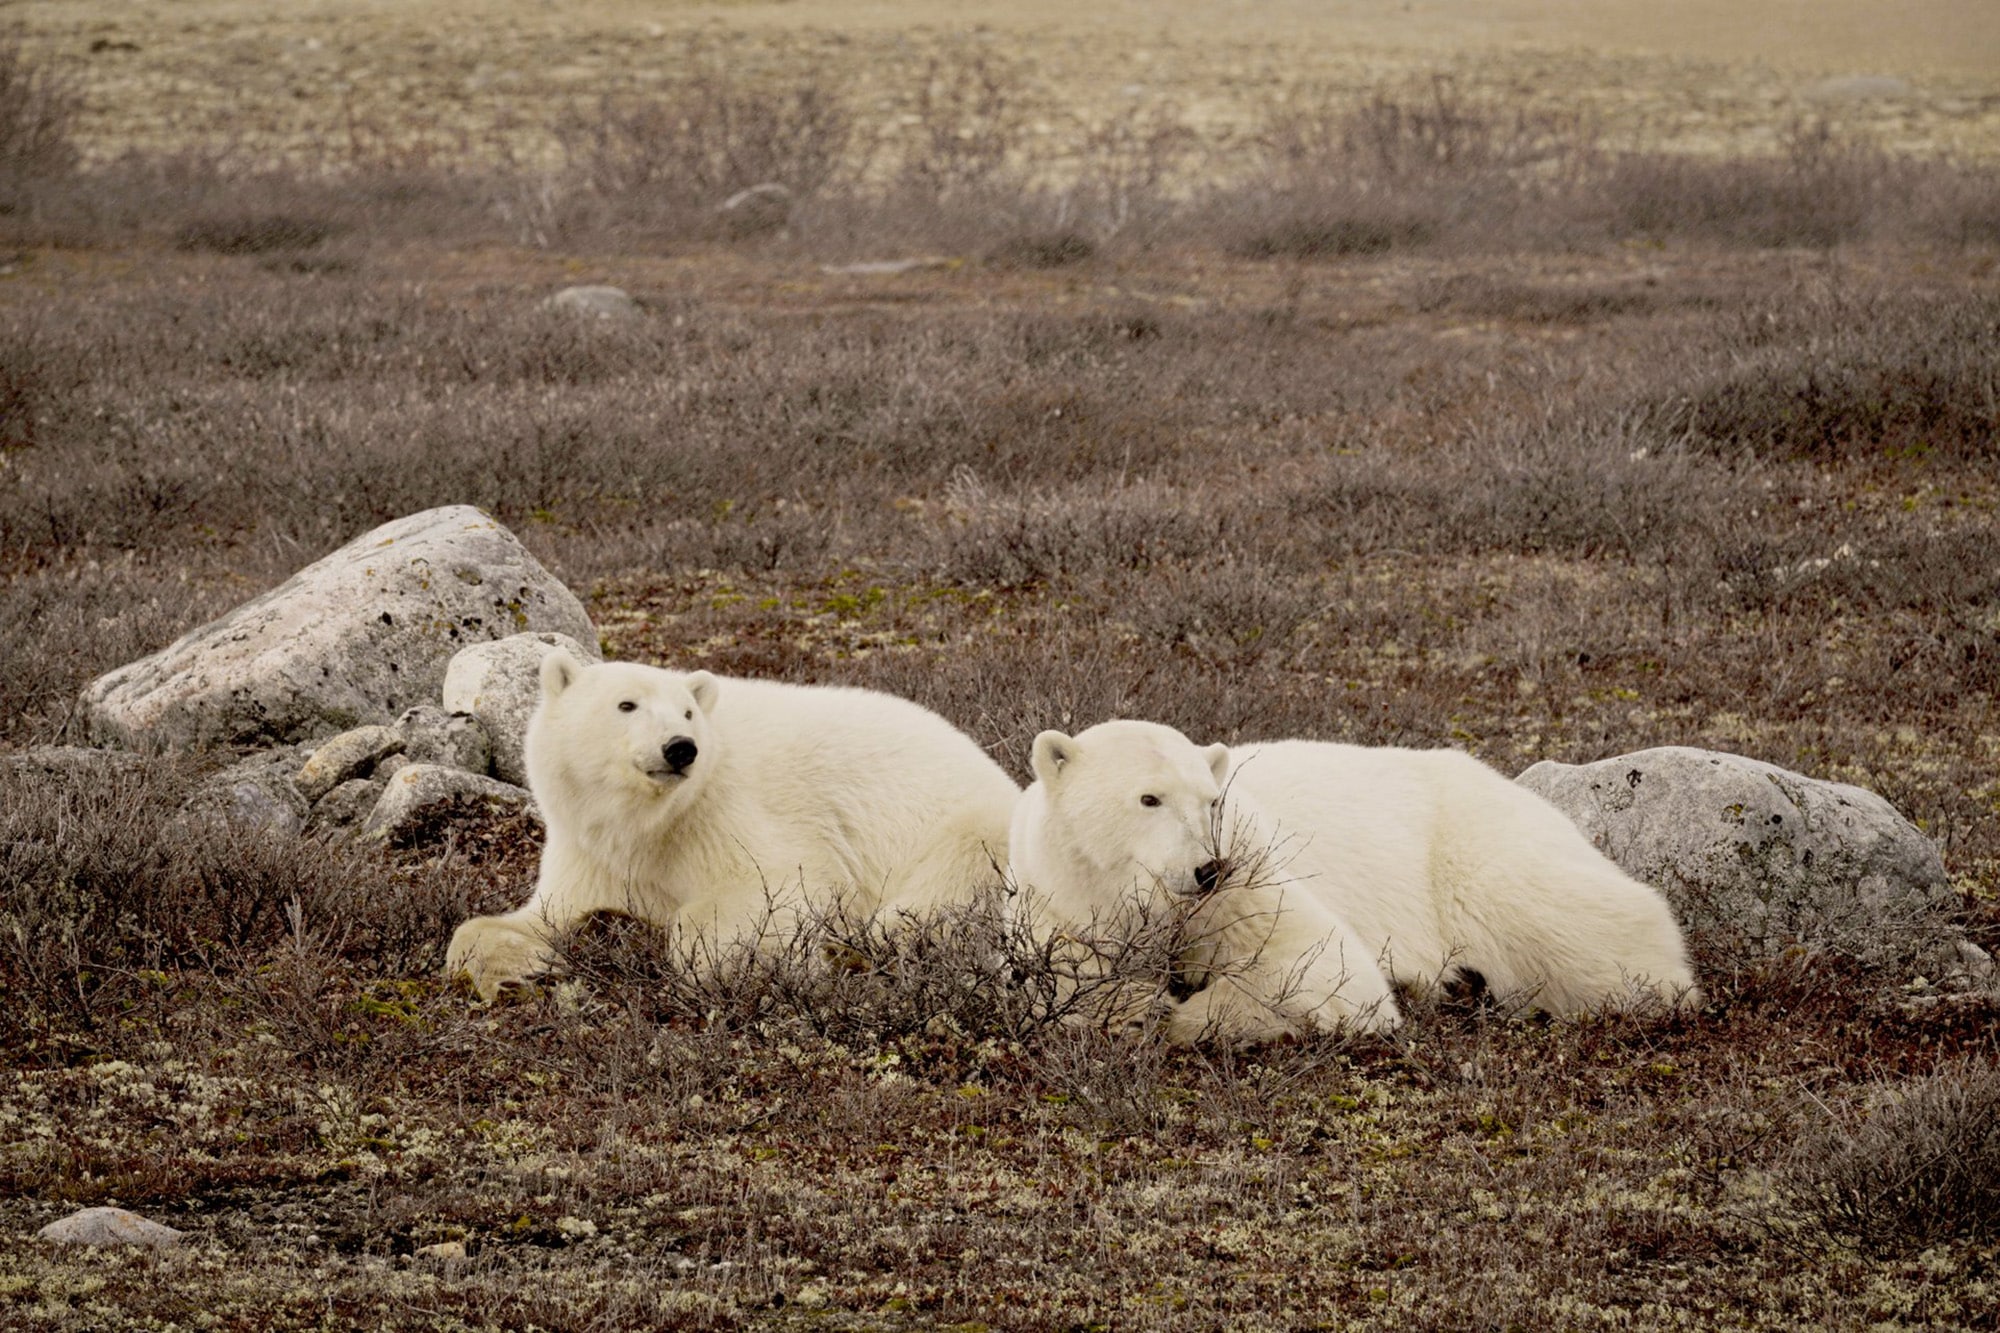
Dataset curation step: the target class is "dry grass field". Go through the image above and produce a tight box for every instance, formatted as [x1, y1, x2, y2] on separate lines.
[2, 3, 2000, 1328]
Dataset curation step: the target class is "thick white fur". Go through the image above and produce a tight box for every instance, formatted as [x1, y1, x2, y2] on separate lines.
[447, 657, 1018, 999]
[1010, 720, 1700, 1043]
[1229, 738, 1698, 1013]
[1009, 720, 1402, 1045]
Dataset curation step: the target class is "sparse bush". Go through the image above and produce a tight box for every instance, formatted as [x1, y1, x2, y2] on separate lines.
[0, 34, 79, 183]
[1649, 286, 2000, 461]
[1596, 122, 1887, 248]
[174, 211, 344, 255]
[554, 66, 852, 241]
[1789, 1058, 2000, 1252]
[986, 229, 1096, 269]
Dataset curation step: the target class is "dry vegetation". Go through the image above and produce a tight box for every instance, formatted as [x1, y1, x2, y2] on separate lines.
[3, 26, 2000, 1330]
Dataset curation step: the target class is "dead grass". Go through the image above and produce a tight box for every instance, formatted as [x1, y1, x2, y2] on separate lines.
[2, 36, 1999, 1330]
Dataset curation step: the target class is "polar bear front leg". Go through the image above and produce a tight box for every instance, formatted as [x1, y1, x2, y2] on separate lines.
[446, 910, 560, 1001]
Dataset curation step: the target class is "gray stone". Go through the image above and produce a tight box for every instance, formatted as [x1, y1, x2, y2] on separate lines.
[545, 285, 641, 322]
[441, 631, 599, 787]
[295, 724, 404, 802]
[376, 753, 409, 781]
[360, 763, 538, 844]
[1518, 746, 1961, 972]
[183, 746, 310, 837]
[38, 1206, 184, 1248]
[78, 506, 595, 751]
[820, 257, 957, 276]
[716, 182, 793, 238]
[394, 704, 492, 775]
[1807, 75, 1913, 102]
[308, 777, 386, 832]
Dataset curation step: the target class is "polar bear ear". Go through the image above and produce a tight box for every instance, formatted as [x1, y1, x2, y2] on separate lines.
[540, 650, 580, 701]
[1031, 730, 1076, 787]
[684, 670, 719, 715]
[1203, 742, 1231, 785]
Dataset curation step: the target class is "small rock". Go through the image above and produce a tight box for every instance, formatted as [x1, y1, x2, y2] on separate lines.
[376, 753, 409, 781]
[545, 285, 641, 322]
[38, 1206, 184, 1248]
[360, 763, 538, 843]
[395, 704, 493, 774]
[182, 747, 310, 837]
[308, 776, 386, 832]
[716, 182, 793, 238]
[1807, 75, 1913, 102]
[820, 257, 959, 276]
[442, 631, 599, 786]
[295, 724, 404, 802]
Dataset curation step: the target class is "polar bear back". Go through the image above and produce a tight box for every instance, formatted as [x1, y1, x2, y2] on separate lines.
[700, 676, 1017, 867]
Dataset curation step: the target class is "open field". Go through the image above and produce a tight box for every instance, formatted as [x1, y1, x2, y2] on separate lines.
[3, 7, 2000, 1329]
[10, 0, 2000, 166]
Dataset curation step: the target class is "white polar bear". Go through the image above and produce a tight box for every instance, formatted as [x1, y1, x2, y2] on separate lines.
[1010, 720, 1699, 1043]
[1009, 720, 1402, 1045]
[446, 656, 1018, 999]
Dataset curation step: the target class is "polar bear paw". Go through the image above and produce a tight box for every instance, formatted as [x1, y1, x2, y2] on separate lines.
[446, 914, 557, 1001]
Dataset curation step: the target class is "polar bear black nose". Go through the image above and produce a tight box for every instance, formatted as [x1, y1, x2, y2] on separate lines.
[662, 737, 698, 773]
[1193, 859, 1227, 894]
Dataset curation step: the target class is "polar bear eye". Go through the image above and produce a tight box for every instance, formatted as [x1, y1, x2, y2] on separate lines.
[683, 708, 693, 721]
[617, 701, 637, 713]
[1139, 794, 1161, 808]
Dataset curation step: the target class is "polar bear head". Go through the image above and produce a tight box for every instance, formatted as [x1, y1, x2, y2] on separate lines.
[1013, 719, 1233, 917]
[527, 656, 721, 814]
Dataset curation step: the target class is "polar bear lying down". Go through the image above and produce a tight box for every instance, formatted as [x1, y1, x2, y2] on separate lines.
[1009, 719, 1698, 1044]
[447, 656, 1019, 1000]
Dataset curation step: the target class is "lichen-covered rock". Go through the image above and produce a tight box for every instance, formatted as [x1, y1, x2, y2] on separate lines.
[441, 631, 600, 786]
[38, 1206, 184, 1248]
[394, 704, 492, 775]
[182, 747, 310, 837]
[360, 763, 538, 844]
[308, 776, 387, 833]
[78, 505, 595, 752]
[1518, 746, 1962, 973]
[295, 724, 404, 802]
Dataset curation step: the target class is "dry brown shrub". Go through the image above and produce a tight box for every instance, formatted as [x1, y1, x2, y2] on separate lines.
[1787, 1057, 2000, 1252]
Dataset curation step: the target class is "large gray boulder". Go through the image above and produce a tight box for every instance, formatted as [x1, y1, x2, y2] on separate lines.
[1518, 746, 1965, 973]
[78, 506, 595, 751]
[441, 631, 599, 786]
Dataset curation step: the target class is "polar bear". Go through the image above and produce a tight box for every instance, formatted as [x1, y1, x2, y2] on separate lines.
[1010, 720, 1402, 1044]
[446, 656, 1018, 999]
[1011, 720, 1699, 1042]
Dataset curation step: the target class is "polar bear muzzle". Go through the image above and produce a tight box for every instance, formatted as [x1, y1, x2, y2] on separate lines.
[661, 737, 698, 775]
